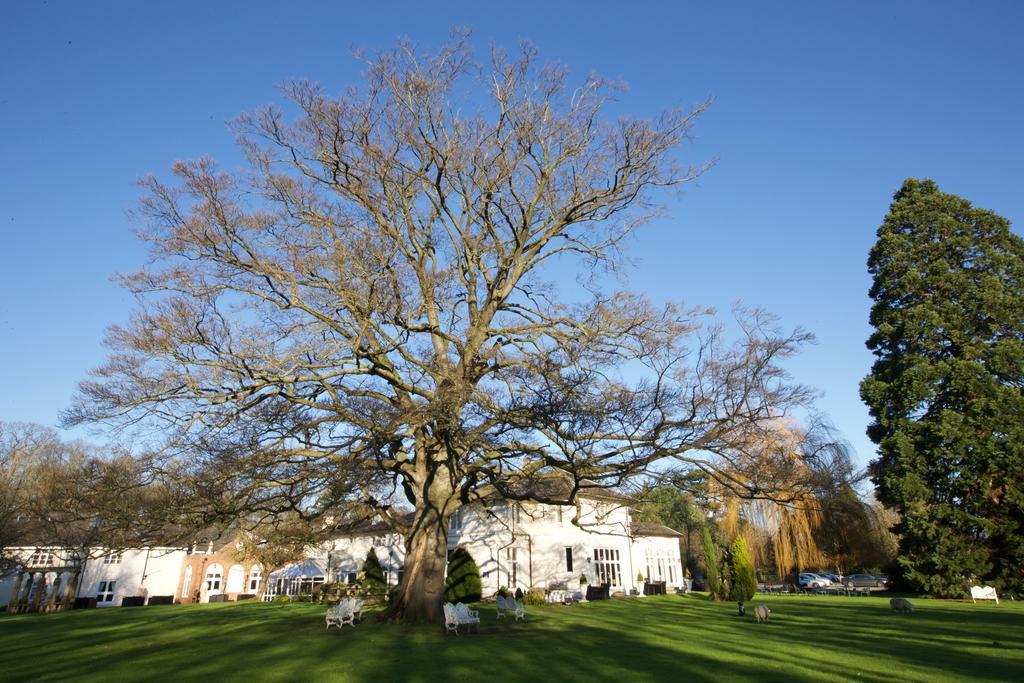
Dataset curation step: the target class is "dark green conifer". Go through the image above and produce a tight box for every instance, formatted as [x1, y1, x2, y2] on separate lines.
[861, 179, 1024, 596]
[444, 547, 482, 603]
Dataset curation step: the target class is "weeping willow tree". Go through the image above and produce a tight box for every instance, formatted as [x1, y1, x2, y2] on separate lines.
[697, 418, 852, 579]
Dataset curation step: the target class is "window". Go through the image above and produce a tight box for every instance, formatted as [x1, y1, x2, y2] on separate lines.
[346, 572, 357, 585]
[182, 566, 193, 599]
[28, 549, 55, 567]
[248, 566, 262, 592]
[103, 551, 123, 565]
[449, 509, 463, 532]
[506, 547, 519, 587]
[645, 549, 654, 581]
[557, 506, 564, 524]
[97, 580, 116, 603]
[205, 563, 223, 592]
[593, 548, 621, 586]
[565, 547, 573, 573]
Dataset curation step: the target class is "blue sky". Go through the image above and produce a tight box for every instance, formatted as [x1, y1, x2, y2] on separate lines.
[1, 1, 1021, 470]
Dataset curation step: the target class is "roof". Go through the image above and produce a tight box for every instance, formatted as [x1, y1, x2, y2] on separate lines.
[500, 471, 635, 505]
[631, 522, 685, 538]
[269, 558, 326, 578]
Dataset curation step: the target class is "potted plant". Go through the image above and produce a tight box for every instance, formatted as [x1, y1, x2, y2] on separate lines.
[637, 572, 646, 597]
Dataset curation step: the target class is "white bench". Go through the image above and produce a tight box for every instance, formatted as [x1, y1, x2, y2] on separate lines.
[970, 585, 999, 604]
[496, 595, 525, 620]
[325, 597, 365, 629]
[444, 602, 480, 634]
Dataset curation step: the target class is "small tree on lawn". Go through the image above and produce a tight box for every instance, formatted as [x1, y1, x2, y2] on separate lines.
[730, 536, 757, 604]
[702, 523, 721, 600]
[444, 547, 482, 603]
[360, 548, 387, 594]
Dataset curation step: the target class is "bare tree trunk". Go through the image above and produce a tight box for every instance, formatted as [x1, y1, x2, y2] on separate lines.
[385, 454, 455, 624]
[385, 513, 449, 623]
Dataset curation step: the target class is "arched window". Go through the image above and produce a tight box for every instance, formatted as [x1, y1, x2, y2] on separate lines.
[226, 565, 245, 593]
[182, 565, 193, 599]
[248, 565, 262, 593]
[205, 563, 223, 592]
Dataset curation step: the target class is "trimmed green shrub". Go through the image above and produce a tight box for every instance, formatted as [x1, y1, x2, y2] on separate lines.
[497, 585, 509, 598]
[360, 548, 387, 594]
[524, 588, 545, 606]
[272, 595, 290, 603]
[730, 536, 757, 603]
[444, 547, 483, 603]
[514, 587, 524, 601]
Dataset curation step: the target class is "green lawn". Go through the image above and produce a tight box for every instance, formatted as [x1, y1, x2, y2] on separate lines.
[1, 594, 1021, 682]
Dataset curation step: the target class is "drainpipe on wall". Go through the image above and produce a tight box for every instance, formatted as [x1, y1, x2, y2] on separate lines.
[139, 548, 152, 597]
[526, 534, 533, 588]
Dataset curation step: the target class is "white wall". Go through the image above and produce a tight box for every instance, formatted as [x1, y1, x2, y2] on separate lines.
[79, 548, 187, 606]
[444, 498, 680, 597]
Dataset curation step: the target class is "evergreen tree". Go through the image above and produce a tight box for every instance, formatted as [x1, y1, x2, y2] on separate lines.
[701, 523, 721, 600]
[444, 547, 482, 603]
[360, 548, 387, 593]
[729, 536, 757, 603]
[861, 178, 1024, 597]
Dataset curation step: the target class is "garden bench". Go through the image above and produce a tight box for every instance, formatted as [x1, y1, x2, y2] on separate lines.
[444, 602, 480, 634]
[325, 597, 365, 629]
[970, 585, 999, 604]
[496, 595, 525, 620]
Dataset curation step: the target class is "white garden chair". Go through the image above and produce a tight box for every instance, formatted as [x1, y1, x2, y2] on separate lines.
[325, 598, 357, 629]
[496, 595, 525, 621]
[444, 602, 480, 634]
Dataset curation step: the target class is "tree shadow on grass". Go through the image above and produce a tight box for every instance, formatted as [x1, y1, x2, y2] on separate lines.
[1, 597, 1022, 682]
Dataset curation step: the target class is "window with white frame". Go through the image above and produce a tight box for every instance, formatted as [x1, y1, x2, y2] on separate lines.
[205, 563, 223, 592]
[102, 550, 123, 565]
[248, 565, 262, 592]
[645, 549, 654, 581]
[182, 566, 193, 599]
[565, 547, 573, 573]
[593, 548, 621, 586]
[28, 549, 56, 567]
[506, 547, 520, 587]
[97, 580, 116, 602]
[449, 508, 463, 532]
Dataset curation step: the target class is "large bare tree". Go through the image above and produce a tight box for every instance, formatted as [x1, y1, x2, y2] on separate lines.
[67, 35, 812, 622]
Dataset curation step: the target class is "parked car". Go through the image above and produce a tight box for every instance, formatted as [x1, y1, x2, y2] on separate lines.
[843, 573, 883, 588]
[820, 573, 840, 583]
[875, 574, 890, 587]
[798, 573, 833, 589]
